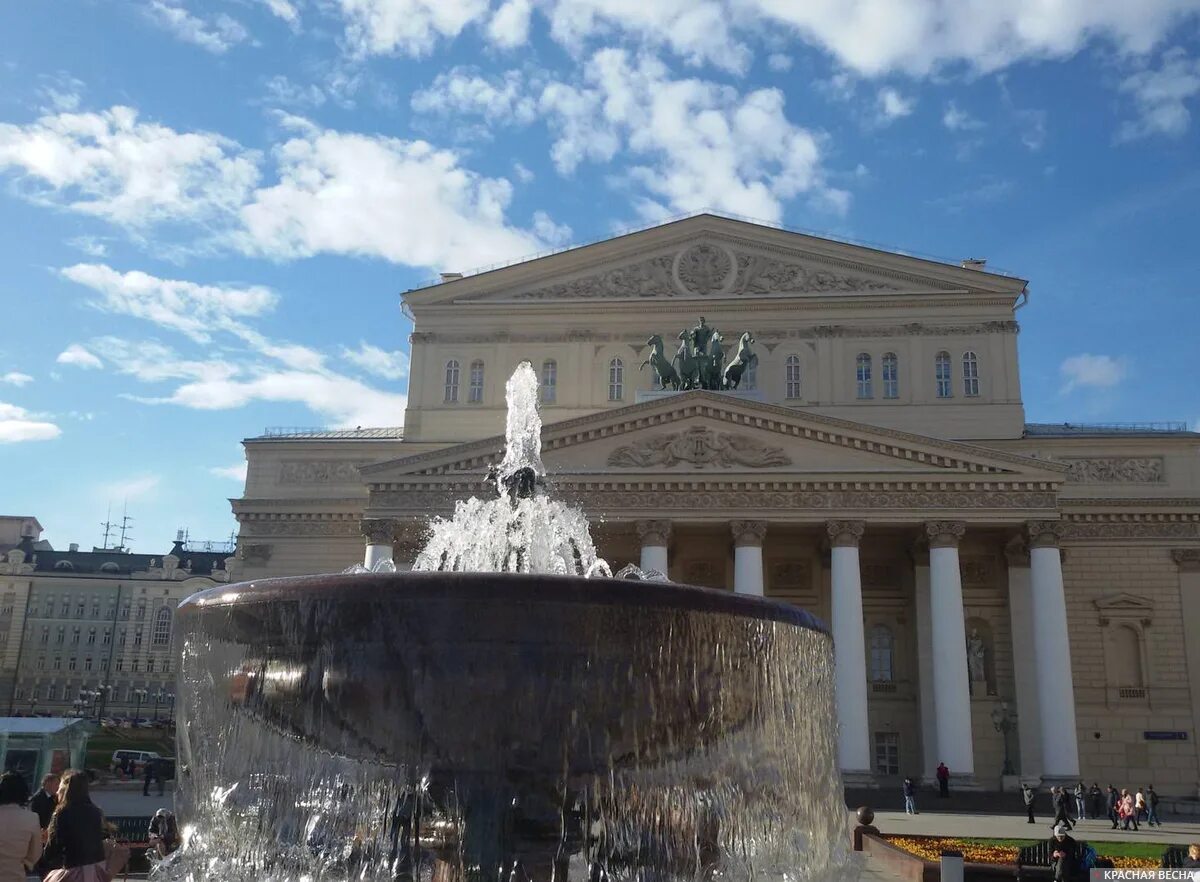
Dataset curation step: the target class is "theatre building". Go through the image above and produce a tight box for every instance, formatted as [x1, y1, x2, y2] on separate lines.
[230, 214, 1200, 792]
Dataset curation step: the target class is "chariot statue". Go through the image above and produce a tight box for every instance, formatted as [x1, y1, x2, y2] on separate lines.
[641, 318, 757, 393]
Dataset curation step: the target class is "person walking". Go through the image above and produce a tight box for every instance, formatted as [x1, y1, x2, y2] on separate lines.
[1088, 783, 1103, 821]
[42, 770, 109, 880]
[1119, 789, 1138, 831]
[29, 774, 58, 832]
[1146, 785, 1161, 827]
[142, 759, 155, 797]
[1051, 787, 1074, 832]
[902, 777, 917, 815]
[155, 760, 165, 798]
[1135, 788, 1147, 824]
[0, 772, 42, 882]
[1073, 781, 1086, 819]
[1022, 783, 1036, 824]
[1106, 785, 1120, 829]
[936, 762, 950, 798]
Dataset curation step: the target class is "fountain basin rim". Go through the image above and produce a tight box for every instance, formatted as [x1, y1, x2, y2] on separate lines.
[178, 571, 828, 634]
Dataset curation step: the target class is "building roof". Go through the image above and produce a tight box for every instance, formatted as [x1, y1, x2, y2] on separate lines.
[247, 426, 405, 441]
[1024, 422, 1197, 438]
[32, 548, 228, 577]
[0, 717, 97, 736]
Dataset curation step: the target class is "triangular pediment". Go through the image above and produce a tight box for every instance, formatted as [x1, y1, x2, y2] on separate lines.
[404, 214, 1027, 307]
[361, 392, 1065, 484]
[1093, 593, 1155, 613]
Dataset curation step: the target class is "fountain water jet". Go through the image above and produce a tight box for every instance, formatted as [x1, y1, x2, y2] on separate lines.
[168, 362, 858, 881]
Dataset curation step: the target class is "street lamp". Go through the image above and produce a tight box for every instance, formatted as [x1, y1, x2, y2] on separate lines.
[132, 688, 147, 724]
[990, 701, 1015, 776]
[72, 698, 85, 717]
[94, 684, 112, 721]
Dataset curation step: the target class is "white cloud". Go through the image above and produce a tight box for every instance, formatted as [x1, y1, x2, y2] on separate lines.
[88, 337, 239, 384]
[341, 342, 410, 380]
[0, 402, 61, 443]
[262, 75, 328, 108]
[60, 264, 277, 343]
[145, 1, 250, 53]
[260, 0, 300, 28]
[0, 106, 260, 228]
[56, 344, 104, 369]
[411, 67, 539, 123]
[337, 0, 489, 56]
[767, 53, 793, 72]
[876, 86, 914, 122]
[1, 372, 33, 387]
[532, 210, 573, 245]
[67, 235, 109, 257]
[943, 101, 984, 131]
[1118, 47, 1200, 140]
[210, 462, 248, 481]
[512, 161, 534, 182]
[1060, 353, 1129, 393]
[488, 0, 533, 47]
[98, 474, 160, 501]
[238, 118, 553, 269]
[36, 72, 86, 113]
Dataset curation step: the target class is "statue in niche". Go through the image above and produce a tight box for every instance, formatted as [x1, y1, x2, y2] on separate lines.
[967, 629, 987, 691]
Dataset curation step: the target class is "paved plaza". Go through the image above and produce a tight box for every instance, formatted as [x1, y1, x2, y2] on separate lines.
[869, 807, 1200, 845]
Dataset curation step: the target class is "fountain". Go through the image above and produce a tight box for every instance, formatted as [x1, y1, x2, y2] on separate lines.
[169, 363, 857, 881]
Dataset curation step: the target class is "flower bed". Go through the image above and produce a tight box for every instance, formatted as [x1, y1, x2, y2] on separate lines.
[881, 835, 1158, 869]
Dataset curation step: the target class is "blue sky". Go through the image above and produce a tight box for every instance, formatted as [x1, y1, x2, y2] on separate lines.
[1, 1, 1198, 554]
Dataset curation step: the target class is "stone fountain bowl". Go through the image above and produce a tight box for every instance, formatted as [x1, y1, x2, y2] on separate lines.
[176, 571, 829, 779]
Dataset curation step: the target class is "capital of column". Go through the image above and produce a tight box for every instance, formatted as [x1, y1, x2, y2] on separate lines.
[361, 517, 397, 545]
[1027, 520, 1065, 549]
[731, 520, 767, 548]
[635, 519, 672, 547]
[925, 520, 966, 549]
[1004, 534, 1030, 567]
[1171, 549, 1200, 572]
[826, 520, 865, 548]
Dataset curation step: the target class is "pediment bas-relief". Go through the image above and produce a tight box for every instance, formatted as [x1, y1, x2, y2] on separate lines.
[483, 240, 928, 301]
[1093, 592, 1155, 613]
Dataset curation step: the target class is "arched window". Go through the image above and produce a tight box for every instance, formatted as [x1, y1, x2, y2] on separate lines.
[856, 353, 873, 399]
[541, 359, 557, 404]
[1111, 625, 1143, 687]
[608, 357, 624, 401]
[935, 351, 952, 398]
[468, 360, 484, 404]
[444, 360, 460, 403]
[869, 625, 894, 682]
[962, 351, 980, 397]
[152, 607, 171, 646]
[53, 561, 73, 571]
[882, 352, 899, 399]
[785, 355, 802, 399]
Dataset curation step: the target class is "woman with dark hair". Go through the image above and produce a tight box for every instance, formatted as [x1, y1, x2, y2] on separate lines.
[43, 770, 109, 881]
[0, 771, 43, 881]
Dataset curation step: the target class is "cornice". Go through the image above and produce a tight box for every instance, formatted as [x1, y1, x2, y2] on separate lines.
[419, 295, 1015, 316]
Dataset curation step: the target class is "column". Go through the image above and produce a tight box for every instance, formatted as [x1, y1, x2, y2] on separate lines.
[925, 521, 975, 780]
[361, 518, 395, 569]
[912, 541, 939, 784]
[1172, 549, 1200, 785]
[1028, 521, 1080, 782]
[635, 520, 671, 576]
[1005, 536, 1042, 779]
[731, 521, 767, 596]
[827, 520, 872, 778]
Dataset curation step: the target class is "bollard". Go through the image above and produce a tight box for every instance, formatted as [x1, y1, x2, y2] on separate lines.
[940, 849, 964, 882]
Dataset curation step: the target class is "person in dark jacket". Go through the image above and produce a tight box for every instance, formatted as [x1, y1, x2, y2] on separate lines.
[42, 770, 107, 873]
[1106, 785, 1120, 829]
[1051, 787, 1074, 831]
[1088, 783, 1103, 820]
[1182, 843, 1200, 868]
[1048, 824, 1080, 882]
[935, 763, 949, 798]
[902, 777, 917, 815]
[29, 774, 58, 831]
[1146, 785, 1161, 827]
[1022, 783, 1036, 823]
[147, 810, 179, 858]
[142, 760, 155, 797]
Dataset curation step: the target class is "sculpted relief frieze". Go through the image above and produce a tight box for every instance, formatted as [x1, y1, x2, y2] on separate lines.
[607, 426, 792, 468]
[1058, 457, 1165, 483]
[504, 240, 911, 300]
[278, 460, 371, 484]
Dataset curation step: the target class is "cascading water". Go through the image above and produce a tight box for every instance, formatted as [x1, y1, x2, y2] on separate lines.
[166, 363, 859, 882]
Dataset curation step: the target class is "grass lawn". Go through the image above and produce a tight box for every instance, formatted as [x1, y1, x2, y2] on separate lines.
[85, 727, 174, 770]
[960, 837, 1168, 861]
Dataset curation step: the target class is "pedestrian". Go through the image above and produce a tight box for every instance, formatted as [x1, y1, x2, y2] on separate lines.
[41, 770, 111, 880]
[1073, 781, 1086, 819]
[1047, 823, 1079, 882]
[29, 774, 59, 832]
[0, 772, 42, 882]
[902, 777, 917, 815]
[1022, 783, 1036, 824]
[1182, 843, 1200, 868]
[147, 810, 179, 859]
[1146, 785, 1161, 827]
[1119, 789, 1137, 831]
[1088, 782, 1103, 820]
[1135, 788, 1147, 823]
[936, 762, 950, 798]
[1051, 786, 1074, 832]
[1106, 785, 1120, 829]
[142, 759, 155, 797]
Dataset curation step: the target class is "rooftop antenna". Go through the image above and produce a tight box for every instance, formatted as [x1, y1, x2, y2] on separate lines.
[100, 503, 115, 551]
[117, 503, 134, 553]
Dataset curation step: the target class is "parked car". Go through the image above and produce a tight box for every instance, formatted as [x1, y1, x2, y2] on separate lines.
[110, 749, 160, 775]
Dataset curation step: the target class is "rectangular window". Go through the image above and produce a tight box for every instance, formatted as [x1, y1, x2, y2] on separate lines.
[132, 659, 140, 672]
[102, 628, 111, 646]
[115, 659, 124, 672]
[100, 658, 108, 671]
[468, 361, 484, 404]
[60, 601, 69, 616]
[85, 657, 93, 671]
[53, 657, 61, 671]
[39, 627, 49, 646]
[71, 627, 80, 645]
[874, 732, 900, 776]
[856, 354, 873, 399]
[162, 659, 171, 674]
[119, 629, 126, 647]
[91, 599, 101, 618]
[120, 602, 130, 620]
[134, 627, 143, 647]
[541, 360, 557, 404]
[36, 657, 45, 671]
[76, 601, 85, 618]
[136, 600, 146, 621]
[45, 684, 54, 700]
[963, 352, 980, 397]
[935, 353, 953, 398]
[147, 659, 155, 673]
[68, 658, 76, 671]
[87, 628, 96, 645]
[55, 627, 64, 646]
[785, 357, 802, 399]
[882, 354, 899, 399]
[608, 359, 624, 402]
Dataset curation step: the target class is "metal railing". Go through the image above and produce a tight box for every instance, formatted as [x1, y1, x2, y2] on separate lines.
[1025, 421, 1191, 435]
[257, 426, 405, 439]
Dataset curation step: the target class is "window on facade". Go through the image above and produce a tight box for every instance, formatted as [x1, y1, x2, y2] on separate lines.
[132, 659, 140, 673]
[75, 600, 85, 618]
[44, 684, 54, 700]
[134, 627, 143, 647]
[116, 659, 124, 672]
[162, 658, 171, 673]
[61, 685, 70, 701]
[1111, 625, 1143, 687]
[55, 627, 64, 646]
[935, 351, 952, 398]
[87, 627, 96, 645]
[36, 657, 45, 671]
[608, 358, 624, 401]
[120, 602, 130, 620]
[53, 657, 61, 671]
[785, 355, 802, 399]
[856, 353, 873, 399]
[12, 687, 20, 700]
[60, 600, 69, 616]
[153, 608, 171, 646]
[102, 628, 111, 646]
[119, 629, 126, 647]
[136, 600, 146, 621]
[71, 627, 80, 645]
[67, 658, 76, 671]
[39, 627, 48, 646]
[882, 352, 899, 399]
[869, 625, 895, 682]
[874, 732, 900, 775]
[90, 598, 100, 618]
[962, 351, 980, 397]
[540, 359, 557, 404]
[85, 657, 92, 671]
[100, 658, 108, 671]
[147, 659, 155, 673]
[444, 360, 460, 403]
[468, 360, 484, 404]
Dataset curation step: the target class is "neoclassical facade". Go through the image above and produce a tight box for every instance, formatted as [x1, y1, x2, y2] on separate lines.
[231, 214, 1200, 792]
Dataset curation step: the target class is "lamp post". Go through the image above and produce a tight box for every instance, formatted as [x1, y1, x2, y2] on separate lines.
[72, 698, 84, 718]
[95, 684, 111, 722]
[990, 701, 1015, 776]
[152, 689, 165, 721]
[133, 688, 147, 724]
[163, 691, 175, 725]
